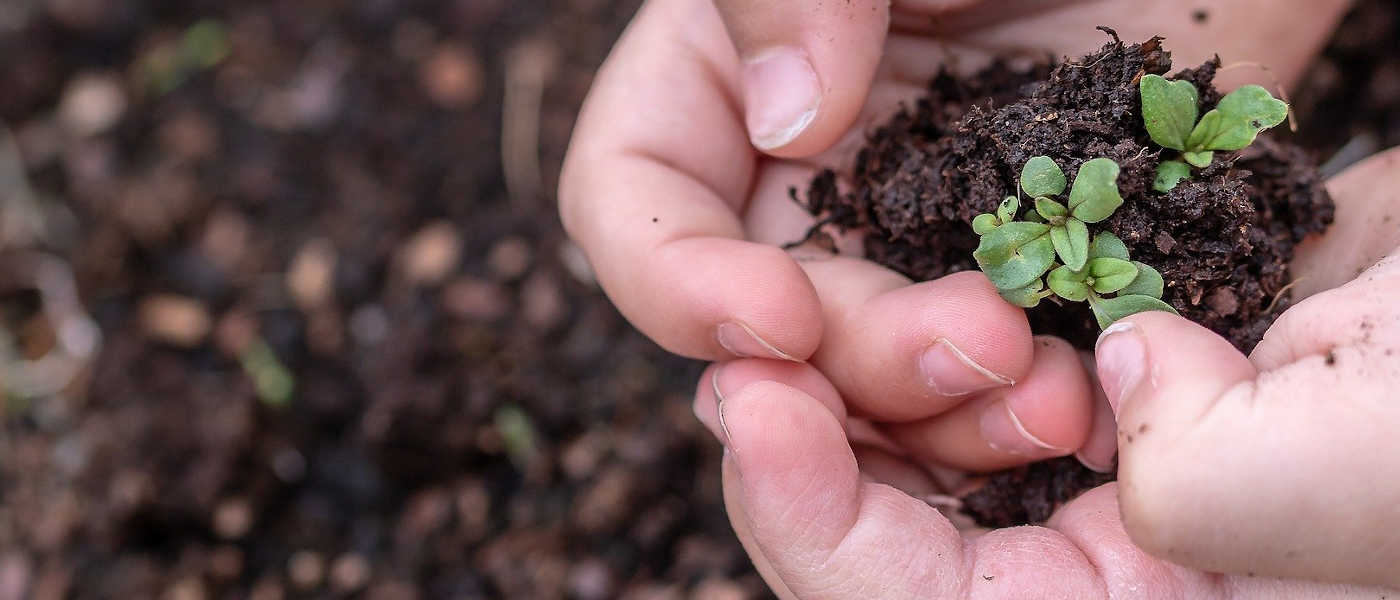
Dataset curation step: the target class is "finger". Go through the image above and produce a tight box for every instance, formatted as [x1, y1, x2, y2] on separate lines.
[717, 378, 1109, 598]
[899, 0, 1350, 91]
[1294, 147, 1400, 298]
[883, 335, 1093, 472]
[692, 359, 847, 600]
[712, 0, 890, 155]
[802, 258, 1035, 422]
[1072, 351, 1118, 474]
[1047, 484, 1391, 599]
[852, 444, 939, 497]
[560, 0, 823, 361]
[1098, 283, 1400, 588]
[692, 359, 847, 444]
[720, 457, 798, 600]
[712, 371, 1386, 598]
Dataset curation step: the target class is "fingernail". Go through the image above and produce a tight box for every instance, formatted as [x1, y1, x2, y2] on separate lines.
[979, 400, 1068, 456]
[1075, 450, 1115, 474]
[717, 321, 798, 361]
[714, 376, 734, 452]
[1095, 322, 1145, 416]
[692, 366, 725, 443]
[918, 338, 1013, 397]
[742, 47, 820, 150]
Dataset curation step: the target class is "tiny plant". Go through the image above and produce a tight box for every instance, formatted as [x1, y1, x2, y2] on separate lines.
[972, 156, 1178, 328]
[1139, 74, 1288, 192]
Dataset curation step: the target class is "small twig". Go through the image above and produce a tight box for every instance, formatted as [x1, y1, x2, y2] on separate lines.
[1126, 145, 1155, 163]
[1216, 61, 1297, 133]
[1065, 52, 1112, 70]
[501, 39, 557, 209]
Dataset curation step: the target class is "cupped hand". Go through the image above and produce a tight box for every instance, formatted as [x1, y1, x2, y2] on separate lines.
[561, 0, 1351, 479]
[1099, 147, 1400, 587]
[694, 149, 1400, 599]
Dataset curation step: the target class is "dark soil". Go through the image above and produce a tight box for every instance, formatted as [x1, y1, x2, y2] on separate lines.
[793, 32, 1336, 527]
[959, 457, 1116, 526]
[796, 31, 1333, 352]
[1, 1, 768, 599]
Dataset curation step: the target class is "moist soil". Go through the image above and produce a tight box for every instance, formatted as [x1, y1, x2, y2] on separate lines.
[0, 0, 1395, 597]
[793, 32, 1334, 527]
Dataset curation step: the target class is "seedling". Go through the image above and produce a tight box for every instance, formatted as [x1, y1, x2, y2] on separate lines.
[1139, 74, 1288, 191]
[972, 156, 1178, 328]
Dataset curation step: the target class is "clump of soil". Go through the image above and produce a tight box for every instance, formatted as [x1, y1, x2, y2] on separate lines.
[796, 30, 1332, 351]
[793, 31, 1333, 526]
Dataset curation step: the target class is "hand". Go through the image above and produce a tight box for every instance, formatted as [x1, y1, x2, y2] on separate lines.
[1098, 147, 1400, 587]
[693, 149, 1400, 599]
[560, 0, 1351, 477]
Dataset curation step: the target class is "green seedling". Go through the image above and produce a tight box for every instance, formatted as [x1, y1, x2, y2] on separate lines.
[971, 156, 1178, 329]
[974, 156, 1121, 281]
[1139, 74, 1288, 191]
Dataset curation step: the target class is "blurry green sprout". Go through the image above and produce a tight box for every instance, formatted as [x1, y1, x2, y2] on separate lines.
[494, 404, 539, 471]
[240, 338, 294, 407]
[972, 156, 1178, 328]
[1139, 74, 1288, 191]
[142, 19, 231, 94]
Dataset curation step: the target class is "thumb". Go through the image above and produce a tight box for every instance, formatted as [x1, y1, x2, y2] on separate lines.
[712, 0, 889, 156]
[1097, 308, 1400, 588]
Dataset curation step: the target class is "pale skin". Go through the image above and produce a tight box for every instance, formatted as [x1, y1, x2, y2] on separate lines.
[560, 0, 1400, 596]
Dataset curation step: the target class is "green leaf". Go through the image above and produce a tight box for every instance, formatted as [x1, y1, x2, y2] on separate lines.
[1139, 74, 1199, 151]
[1088, 231, 1130, 261]
[1153, 160, 1192, 192]
[1047, 265, 1090, 302]
[972, 213, 1000, 235]
[973, 222, 1055, 290]
[1088, 257, 1139, 293]
[1119, 261, 1165, 298]
[1020, 156, 1067, 198]
[999, 279, 1046, 308]
[1067, 158, 1123, 223]
[240, 338, 295, 407]
[996, 196, 1019, 224]
[1035, 197, 1068, 220]
[1023, 209, 1046, 223]
[1182, 150, 1213, 168]
[1089, 294, 1179, 329]
[1185, 84, 1288, 152]
[1050, 219, 1089, 271]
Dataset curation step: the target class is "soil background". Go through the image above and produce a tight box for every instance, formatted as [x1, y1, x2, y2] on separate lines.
[0, 1, 1395, 599]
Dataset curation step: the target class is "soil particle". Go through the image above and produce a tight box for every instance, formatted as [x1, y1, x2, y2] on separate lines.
[139, 295, 212, 347]
[420, 42, 485, 109]
[397, 221, 462, 287]
[959, 457, 1116, 527]
[329, 554, 372, 593]
[287, 551, 326, 591]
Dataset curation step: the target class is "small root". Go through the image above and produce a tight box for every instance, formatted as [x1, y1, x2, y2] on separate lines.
[1264, 277, 1305, 314]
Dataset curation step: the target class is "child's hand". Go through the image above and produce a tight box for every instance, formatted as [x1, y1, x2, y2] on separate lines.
[1099, 147, 1400, 587]
[691, 150, 1400, 599]
[561, 0, 1351, 477]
